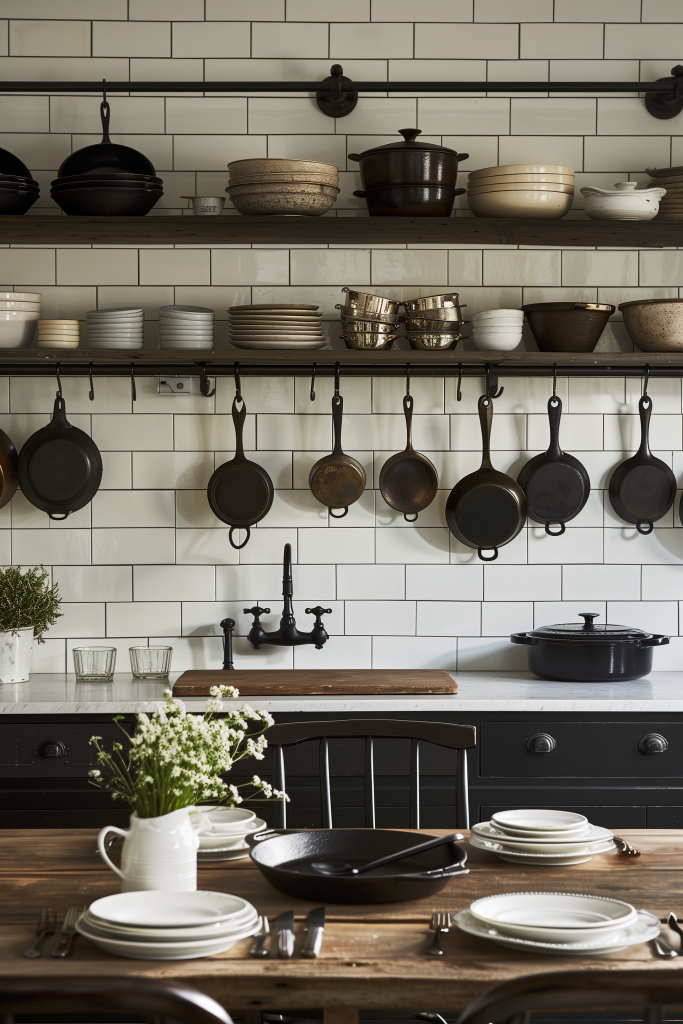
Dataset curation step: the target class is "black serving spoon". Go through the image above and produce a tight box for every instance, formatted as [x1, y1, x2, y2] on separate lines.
[312, 832, 463, 876]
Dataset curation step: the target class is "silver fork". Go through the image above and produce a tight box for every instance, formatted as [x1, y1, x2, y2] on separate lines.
[428, 911, 450, 956]
[249, 916, 271, 958]
[614, 836, 641, 856]
[51, 905, 86, 958]
[23, 908, 57, 959]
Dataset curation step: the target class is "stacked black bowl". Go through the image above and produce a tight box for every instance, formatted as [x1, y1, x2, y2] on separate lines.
[0, 146, 39, 214]
[51, 100, 163, 216]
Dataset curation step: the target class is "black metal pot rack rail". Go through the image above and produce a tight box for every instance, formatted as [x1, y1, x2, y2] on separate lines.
[2, 63, 683, 118]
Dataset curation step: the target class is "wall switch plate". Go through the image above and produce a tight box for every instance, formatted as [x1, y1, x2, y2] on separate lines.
[157, 375, 215, 395]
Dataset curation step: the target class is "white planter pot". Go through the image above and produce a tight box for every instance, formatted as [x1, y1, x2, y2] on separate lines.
[98, 807, 199, 892]
[0, 627, 33, 682]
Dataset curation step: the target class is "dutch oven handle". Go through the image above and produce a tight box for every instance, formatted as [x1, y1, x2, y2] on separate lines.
[229, 525, 250, 550]
[348, 154, 361, 162]
[511, 632, 538, 646]
[456, 153, 470, 162]
[640, 635, 670, 647]
[353, 190, 367, 198]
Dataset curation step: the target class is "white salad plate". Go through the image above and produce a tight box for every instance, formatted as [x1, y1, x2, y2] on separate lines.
[198, 816, 267, 852]
[469, 892, 638, 942]
[472, 821, 613, 845]
[454, 908, 659, 956]
[229, 337, 327, 350]
[198, 806, 256, 833]
[469, 835, 614, 865]
[492, 809, 588, 832]
[89, 889, 251, 928]
[76, 916, 259, 960]
[82, 904, 257, 941]
[88, 341, 143, 349]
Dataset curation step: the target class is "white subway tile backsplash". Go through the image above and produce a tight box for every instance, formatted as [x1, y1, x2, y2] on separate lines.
[172, 23, 250, 58]
[10, 20, 90, 57]
[372, 635, 457, 670]
[416, 23, 517, 59]
[562, 563, 641, 600]
[93, 21, 170, 57]
[481, 601, 533, 636]
[457, 637, 527, 670]
[345, 600, 415, 636]
[53, 566, 132, 603]
[12, 530, 90, 566]
[92, 528, 175, 565]
[107, 603, 181, 637]
[511, 99, 596, 136]
[92, 491, 175, 529]
[134, 564, 215, 601]
[166, 97, 247, 134]
[252, 22, 328, 58]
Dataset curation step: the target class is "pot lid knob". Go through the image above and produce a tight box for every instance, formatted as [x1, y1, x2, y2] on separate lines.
[579, 611, 599, 629]
[398, 128, 422, 144]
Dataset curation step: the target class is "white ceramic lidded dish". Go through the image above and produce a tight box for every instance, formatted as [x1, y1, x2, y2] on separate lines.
[581, 181, 666, 221]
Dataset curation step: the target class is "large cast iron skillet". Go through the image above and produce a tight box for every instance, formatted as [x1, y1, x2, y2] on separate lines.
[247, 828, 468, 904]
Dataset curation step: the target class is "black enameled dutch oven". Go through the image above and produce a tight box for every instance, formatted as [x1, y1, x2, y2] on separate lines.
[511, 612, 669, 682]
[349, 129, 468, 189]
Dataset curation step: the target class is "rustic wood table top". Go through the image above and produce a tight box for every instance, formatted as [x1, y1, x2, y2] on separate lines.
[0, 828, 681, 1024]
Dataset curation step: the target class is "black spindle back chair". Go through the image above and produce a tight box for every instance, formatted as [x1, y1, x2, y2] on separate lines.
[267, 719, 476, 830]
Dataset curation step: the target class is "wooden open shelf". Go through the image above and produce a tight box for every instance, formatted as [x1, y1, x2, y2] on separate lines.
[3, 215, 683, 247]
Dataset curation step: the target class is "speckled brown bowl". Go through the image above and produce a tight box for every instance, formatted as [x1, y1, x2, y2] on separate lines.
[227, 183, 339, 216]
[619, 298, 683, 351]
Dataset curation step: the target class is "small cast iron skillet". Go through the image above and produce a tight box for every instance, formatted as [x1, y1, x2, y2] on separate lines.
[207, 396, 273, 549]
[517, 395, 590, 535]
[247, 828, 468, 904]
[18, 394, 102, 520]
[609, 394, 676, 535]
[309, 394, 365, 518]
[446, 395, 527, 561]
[379, 394, 438, 522]
[58, 101, 156, 178]
[0, 429, 18, 510]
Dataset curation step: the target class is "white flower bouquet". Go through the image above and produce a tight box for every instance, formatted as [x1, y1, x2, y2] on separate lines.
[89, 685, 287, 818]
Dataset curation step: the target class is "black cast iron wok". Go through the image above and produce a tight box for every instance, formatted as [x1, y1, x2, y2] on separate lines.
[609, 394, 676, 535]
[446, 394, 527, 561]
[247, 829, 468, 904]
[207, 396, 273, 549]
[58, 100, 156, 178]
[517, 394, 590, 535]
[18, 393, 102, 520]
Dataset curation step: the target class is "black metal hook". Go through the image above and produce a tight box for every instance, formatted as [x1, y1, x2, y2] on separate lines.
[406, 362, 410, 397]
[457, 363, 462, 402]
[643, 364, 649, 398]
[334, 361, 340, 399]
[88, 362, 94, 402]
[102, 78, 106, 104]
[310, 363, 316, 402]
[198, 364, 215, 398]
[55, 362, 62, 399]
[234, 361, 242, 402]
[485, 364, 504, 399]
[130, 362, 136, 403]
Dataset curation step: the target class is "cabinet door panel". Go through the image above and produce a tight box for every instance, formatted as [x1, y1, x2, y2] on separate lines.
[0, 723, 126, 778]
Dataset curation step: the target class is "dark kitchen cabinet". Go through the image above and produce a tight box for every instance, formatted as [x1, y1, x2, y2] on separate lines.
[1, 709, 682, 829]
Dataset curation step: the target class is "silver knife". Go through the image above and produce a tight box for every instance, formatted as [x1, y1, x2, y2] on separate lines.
[302, 906, 325, 959]
[275, 910, 295, 959]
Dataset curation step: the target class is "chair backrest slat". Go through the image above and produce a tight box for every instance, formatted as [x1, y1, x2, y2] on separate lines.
[272, 744, 287, 828]
[320, 736, 333, 828]
[364, 736, 376, 828]
[409, 738, 420, 829]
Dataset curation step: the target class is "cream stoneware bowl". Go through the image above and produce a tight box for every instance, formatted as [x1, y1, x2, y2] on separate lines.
[469, 162, 574, 179]
[468, 181, 574, 196]
[471, 172, 575, 186]
[468, 189, 573, 219]
[619, 298, 683, 351]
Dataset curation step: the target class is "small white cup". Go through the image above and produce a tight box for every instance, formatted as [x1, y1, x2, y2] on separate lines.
[181, 195, 225, 216]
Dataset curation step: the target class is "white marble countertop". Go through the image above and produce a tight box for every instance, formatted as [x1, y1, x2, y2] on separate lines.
[0, 672, 683, 714]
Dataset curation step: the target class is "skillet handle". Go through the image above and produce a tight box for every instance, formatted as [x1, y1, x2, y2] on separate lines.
[478, 395, 493, 469]
[331, 393, 344, 455]
[100, 100, 111, 144]
[637, 520, 654, 535]
[404, 512, 418, 523]
[329, 506, 348, 518]
[545, 521, 565, 536]
[478, 546, 497, 561]
[638, 395, 653, 457]
[353, 190, 367, 198]
[48, 512, 69, 521]
[229, 525, 250, 549]
[232, 396, 247, 457]
[403, 393, 414, 451]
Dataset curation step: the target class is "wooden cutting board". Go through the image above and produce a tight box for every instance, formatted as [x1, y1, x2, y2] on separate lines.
[173, 669, 457, 696]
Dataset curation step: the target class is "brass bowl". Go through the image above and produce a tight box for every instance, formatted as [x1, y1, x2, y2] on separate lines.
[342, 332, 397, 350]
[407, 332, 459, 350]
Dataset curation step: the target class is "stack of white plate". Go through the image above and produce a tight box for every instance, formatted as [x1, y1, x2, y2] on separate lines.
[76, 889, 260, 961]
[472, 308, 525, 351]
[0, 291, 41, 348]
[159, 304, 214, 350]
[227, 303, 327, 350]
[194, 806, 267, 862]
[470, 809, 616, 865]
[87, 308, 144, 350]
[38, 319, 79, 349]
[454, 891, 659, 956]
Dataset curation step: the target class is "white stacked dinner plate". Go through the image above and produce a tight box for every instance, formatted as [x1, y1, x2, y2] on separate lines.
[159, 304, 214, 350]
[470, 808, 615, 865]
[195, 806, 268, 862]
[76, 890, 260, 960]
[228, 303, 327, 350]
[454, 892, 659, 956]
[87, 307, 144, 350]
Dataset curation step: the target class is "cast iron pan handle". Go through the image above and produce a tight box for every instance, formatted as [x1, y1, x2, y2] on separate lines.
[48, 512, 70, 521]
[330, 507, 349, 518]
[547, 395, 563, 457]
[232, 395, 246, 457]
[510, 632, 537, 645]
[545, 522, 565, 536]
[52, 394, 68, 426]
[100, 100, 111, 144]
[478, 547, 498, 561]
[229, 525, 249, 550]
[637, 520, 654, 535]
[478, 394, 493, 470]
[404, 512, 418, 523]
[456, 153, 470, 162]
[638, 395, 652, 457]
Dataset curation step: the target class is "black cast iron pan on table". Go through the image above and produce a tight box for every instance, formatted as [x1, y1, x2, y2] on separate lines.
[207, 396, 273, 549]
[247, 828, 468, 904]
[446, 394, 527, 561]
[379, 394, 438, 522]
[517, 394, 590, 535]
[609, 394, 676, 535]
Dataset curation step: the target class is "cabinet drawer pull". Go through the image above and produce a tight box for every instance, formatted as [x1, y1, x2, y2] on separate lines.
[527, 732, 556, 754]
[38, 740, 66, 759]
[639, 732, 668, 754]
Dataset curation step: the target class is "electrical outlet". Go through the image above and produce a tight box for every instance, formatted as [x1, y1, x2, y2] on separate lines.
[157, 376, 215, 395]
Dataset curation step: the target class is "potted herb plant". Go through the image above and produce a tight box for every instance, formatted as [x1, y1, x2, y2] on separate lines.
[89, 686, 286, 891]
[0, 566, 61, 683]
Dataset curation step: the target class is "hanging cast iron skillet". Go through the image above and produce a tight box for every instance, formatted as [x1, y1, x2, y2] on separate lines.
[609, 394, 676, 535]
[247, 828, 468, 904]
[379, 394, 438, 522]
[446, 394, 527, 561]
[309, 393, 365, 518]
[18, 394, 102, 520]
[517, 395, 590, 535]
[0, 429, 18, 510]
[207, 396, 273, 550]
[58, 101, 156, 178]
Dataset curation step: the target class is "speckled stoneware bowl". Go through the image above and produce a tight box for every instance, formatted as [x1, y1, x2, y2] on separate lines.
[619, 298, 683, 351]
[227, 182, 339, 216]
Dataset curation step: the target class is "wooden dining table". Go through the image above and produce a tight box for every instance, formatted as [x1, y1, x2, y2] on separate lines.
[0, 828, 682, 1024]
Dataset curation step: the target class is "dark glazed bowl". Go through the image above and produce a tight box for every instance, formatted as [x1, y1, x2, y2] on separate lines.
[54, 172, 163, 186]
[521, 302, 616, 353]
[0, 146, 32, 179]
[0, 190, 38, 215]
[51, 187, 163, 216]
[353, 185, 465, 217]
[51, 179, 161, 193]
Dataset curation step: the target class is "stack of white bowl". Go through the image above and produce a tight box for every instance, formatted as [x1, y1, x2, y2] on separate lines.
[0, 290, 41, 348]
[469, 808, 616, 865]
[472, 308, 524, 351]
[194, 806, 267, 862]
[454, 891, 659, 956]
[76, 889, 260, 961]
[38, 319, 79, 349]
[159, 304, 214, 350]
[87, 307, 144, 350]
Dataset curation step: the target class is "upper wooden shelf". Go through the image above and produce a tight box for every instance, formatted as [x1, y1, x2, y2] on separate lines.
[3, 215, 683, 247]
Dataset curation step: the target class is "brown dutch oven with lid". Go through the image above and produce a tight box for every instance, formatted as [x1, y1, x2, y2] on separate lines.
[349, 129, 468, 189]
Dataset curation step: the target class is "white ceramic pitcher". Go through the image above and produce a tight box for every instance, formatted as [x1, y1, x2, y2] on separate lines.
[97, 807, 199, 892]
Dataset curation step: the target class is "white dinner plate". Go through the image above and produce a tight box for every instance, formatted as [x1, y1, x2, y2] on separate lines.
[492, 809, 588, 832]
[472, 821, 613, 846]
[77, 916, 259, 960]
[82, 905, 258, 941]
[470, 891, 637, 932]
[490, 823, 596, 840]
[87, 341, 143, 349]
[229, 337, 328, 350]
[89, 889, 251, 928]
[454, 908, 659, 956]
[198, 806, 256, 833]
[469, 835, 614, 865]
[198, 816, 267, 851]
